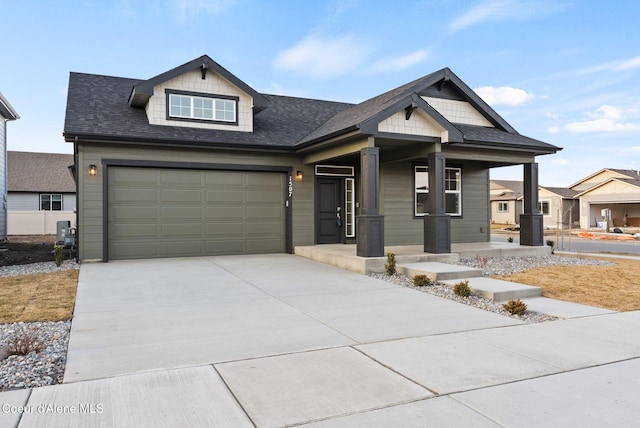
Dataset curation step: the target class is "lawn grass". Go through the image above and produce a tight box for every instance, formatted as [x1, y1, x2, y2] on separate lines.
[495, 257, 640, 312]
[0, 270, 79, 323]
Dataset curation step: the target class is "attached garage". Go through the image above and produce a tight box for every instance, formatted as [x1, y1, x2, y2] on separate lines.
[106, 165, 289, 260]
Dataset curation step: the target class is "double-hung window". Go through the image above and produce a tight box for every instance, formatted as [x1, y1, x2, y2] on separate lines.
[167, 91, 237, 124]
[497, 201, 509, 213]
[40, 194, 62, 211]
[539, 201, 550, 215]
[414, 166, 462, 216]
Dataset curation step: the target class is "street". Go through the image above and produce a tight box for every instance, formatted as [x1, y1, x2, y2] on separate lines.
[491, 233, 640, 254]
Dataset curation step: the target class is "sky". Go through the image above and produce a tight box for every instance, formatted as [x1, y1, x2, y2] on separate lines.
[1, 0, 639, 186]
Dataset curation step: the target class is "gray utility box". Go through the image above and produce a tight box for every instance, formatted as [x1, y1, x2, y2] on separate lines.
[56, 221, 71, 245]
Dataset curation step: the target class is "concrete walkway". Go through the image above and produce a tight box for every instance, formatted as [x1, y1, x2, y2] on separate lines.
[2, 255, 639, 427]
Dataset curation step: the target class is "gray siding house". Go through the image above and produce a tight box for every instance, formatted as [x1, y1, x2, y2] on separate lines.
[0, 93, 20, 240]
[63, 55, 560, 262]
[7, 151, 76, 235]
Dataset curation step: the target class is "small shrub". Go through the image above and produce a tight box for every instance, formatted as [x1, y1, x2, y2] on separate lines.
[5, 325, 46, 356]
[385, 252, 397, 275]
[546, 240, 555, 254]
[54, 245, 64, 267]
[413, 274, 432, 287]
[507, 236, 514, 243]
[476, 255, 489, 268]
[453, 280, 471, 297]
[503, 299, 528, 315]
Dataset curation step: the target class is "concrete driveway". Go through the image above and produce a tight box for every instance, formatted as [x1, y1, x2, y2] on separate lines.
[2, 254, 640, 427]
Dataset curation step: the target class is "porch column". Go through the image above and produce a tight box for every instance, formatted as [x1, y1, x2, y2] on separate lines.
[520, 162, 543, 246]
[357, 146, 384, 257]
[424, 152, 451, 253]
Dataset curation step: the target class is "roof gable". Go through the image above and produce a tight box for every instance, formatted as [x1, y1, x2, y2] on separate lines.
[128, 55, 269, 112]
[569, 168, 638, 191]
[574, 176, 640, 197]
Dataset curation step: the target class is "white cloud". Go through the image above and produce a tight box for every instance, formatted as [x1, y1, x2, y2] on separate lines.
[619, 146, 640, 155]
[546, 111, 559, 119]
[273, 34, 372, 79]
[564, 104, 640, 134]
[475, 86, 534, 106]
[448, 0, 567, 32]
[614, 56, 640, 71]
[547, 126, 559, 134]
[369, 50, 430, 73]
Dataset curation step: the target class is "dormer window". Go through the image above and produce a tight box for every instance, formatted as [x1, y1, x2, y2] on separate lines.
[166, 90, 238, 125]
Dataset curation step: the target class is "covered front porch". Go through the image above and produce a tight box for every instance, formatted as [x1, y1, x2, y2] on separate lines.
[295, 241, 550, 275]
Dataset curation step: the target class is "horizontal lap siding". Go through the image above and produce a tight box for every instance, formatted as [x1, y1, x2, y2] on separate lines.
[381, 161, 489, 245]
[78, 143, 313, 261]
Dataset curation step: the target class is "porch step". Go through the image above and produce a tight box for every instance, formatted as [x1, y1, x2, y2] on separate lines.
[441, 277, 542, 302]
[396, 262, 482, 281]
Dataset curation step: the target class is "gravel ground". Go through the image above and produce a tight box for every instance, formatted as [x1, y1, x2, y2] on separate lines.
[372, 255, 612, 323]
[0, 261, 77, 391]
[456, 255, 613, 276]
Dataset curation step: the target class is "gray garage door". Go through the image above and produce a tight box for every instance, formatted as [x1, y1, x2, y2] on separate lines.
[108, 167, 286, 260]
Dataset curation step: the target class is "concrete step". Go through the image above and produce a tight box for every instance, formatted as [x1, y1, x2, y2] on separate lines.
[441, 277, 542, 302]
[397, 262, 482, 281]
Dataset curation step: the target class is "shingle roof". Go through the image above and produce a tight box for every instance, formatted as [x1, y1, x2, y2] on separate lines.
[63, 61, 560, 156]
[64, 72, 353, 149]
[8, 151, 75, 192]
[540, 186, 579, 198]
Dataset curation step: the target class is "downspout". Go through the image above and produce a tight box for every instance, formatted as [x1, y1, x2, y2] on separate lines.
[2, 119, 7, 241]
[74, 136, 79, 261]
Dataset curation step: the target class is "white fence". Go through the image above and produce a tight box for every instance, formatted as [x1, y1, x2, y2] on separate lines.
[8, 211, 76, 235]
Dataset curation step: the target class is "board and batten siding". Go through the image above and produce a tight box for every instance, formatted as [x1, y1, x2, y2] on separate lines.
[381, 160, 490, 245]
[77, 143, 314, 261]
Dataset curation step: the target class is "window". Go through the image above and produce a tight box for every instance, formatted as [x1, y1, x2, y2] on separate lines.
[167, 91, 237, 123]
[415, 166, 462, 216]
[345, 178, 355, 238]
[497, 201, 509, 213]
[40, 194, 62, 211]
[539, 201, 550, 215]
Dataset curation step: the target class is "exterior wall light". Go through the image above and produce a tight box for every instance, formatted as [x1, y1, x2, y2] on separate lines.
[88, 164, 98, 176]
[296, 170, 303, 181]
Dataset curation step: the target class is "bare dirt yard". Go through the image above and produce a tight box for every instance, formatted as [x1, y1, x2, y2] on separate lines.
[495, 256, 640, 312]
[0, 235, 58, 267]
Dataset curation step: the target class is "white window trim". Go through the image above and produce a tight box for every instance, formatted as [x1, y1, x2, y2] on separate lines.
[345, 178, 356, 238]
[414, 166, 462, 217]
[40, 193, 63, 211]
[166, 91, 238, 124]
[497, 201, 509, 213]
[539, 200, 551, 216]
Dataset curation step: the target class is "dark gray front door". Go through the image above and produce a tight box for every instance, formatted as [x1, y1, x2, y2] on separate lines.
[316, 177, 344, 244]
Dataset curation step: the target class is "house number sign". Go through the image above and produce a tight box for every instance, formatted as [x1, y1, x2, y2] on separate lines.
[288, 175, 293, 198]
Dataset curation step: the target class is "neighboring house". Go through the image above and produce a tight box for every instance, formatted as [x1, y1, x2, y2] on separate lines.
[490, 180, 523, 225]
[63, 55, 560, 262]
[538, 186, 579, 229]
[7, 151, 76, 235]
[570, 169, 640, 228]
[0, 92, 19, 240]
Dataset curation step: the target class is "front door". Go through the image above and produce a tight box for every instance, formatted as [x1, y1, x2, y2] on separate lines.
[316, 177, 344, 244]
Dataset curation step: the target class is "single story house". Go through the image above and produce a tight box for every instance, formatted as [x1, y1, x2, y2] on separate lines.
[570, 168, 640, 228]
[489, 180, 523, 225]
[538, 186, 579, 229]
[63, 55, 560, 262]
[7, 151, 76, 235]
[0, 92, 20, 240]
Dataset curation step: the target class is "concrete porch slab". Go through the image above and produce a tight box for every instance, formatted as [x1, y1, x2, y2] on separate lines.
[453, 358, 640, 428]
[301, 396, 502, 427]
[357, 332, 560, 395]
[19, 366, 253, 428]
[215, 347, 431, 427]
[442, 277, 542, 301]
[397, 262, 482, 281]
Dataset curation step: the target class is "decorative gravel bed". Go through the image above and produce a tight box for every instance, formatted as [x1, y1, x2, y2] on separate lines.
[456, 255, 613, 276]
[372, 255, 612, 323]
[0, 261, 78, 391]
[0, 321, 71, 391]
[371, 272, 559, 323]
